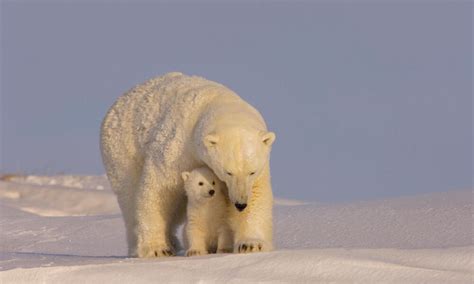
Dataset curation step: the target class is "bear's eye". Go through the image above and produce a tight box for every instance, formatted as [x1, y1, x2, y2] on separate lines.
[212, 181, 216, 185]
[249, 172, 256, 176]
[198, 182, 204, 186]
[226, 172, 233, 176]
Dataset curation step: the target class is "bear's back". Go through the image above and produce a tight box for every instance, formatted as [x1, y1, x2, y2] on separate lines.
[101, 73, 238, 157]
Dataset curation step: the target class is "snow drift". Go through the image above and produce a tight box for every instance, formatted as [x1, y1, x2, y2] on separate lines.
[0, 175, 472, 283]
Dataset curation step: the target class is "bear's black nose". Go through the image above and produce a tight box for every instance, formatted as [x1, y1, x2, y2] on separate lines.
[209, 190, 215, 196]
[235, 203, 247, 211]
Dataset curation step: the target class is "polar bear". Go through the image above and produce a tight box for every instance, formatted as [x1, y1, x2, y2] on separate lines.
[100, 72, 276, 257]
[182, 167, 233, 256]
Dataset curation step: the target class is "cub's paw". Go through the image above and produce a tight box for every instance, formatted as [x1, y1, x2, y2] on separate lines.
[135, 245, 174, 258]
[217, 248, 233, 254]
[234, 239, 270, 253]
[186, 249, 208, 257]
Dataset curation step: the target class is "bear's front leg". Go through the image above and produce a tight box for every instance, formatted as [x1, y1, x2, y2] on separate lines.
[231, 170, 274, 253]
[132, 160, 175, 258]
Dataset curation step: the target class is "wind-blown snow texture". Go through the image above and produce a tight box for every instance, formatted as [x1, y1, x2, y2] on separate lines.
[0, 176, 472, 283]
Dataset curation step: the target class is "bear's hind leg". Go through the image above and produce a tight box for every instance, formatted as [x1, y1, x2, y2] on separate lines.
[169, 191, 187, 255]
[217, 225, 233, 253]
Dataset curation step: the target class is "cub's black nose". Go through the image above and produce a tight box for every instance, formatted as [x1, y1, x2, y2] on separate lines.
[209, 190, 215, 196]
[235, 203, 247, 211]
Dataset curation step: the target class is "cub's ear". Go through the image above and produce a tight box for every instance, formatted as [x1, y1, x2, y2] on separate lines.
[262, 131, 276, 146]
[181, 172, 190, 181]
[204, 134, 219, 147]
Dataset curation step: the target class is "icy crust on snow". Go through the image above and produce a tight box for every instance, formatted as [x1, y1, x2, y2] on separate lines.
[2, 175, 110, 191]
[0, 181, 119, 216]
[0, 176, 472, 283]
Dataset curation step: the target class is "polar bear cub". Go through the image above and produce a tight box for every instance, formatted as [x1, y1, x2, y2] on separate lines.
[182, 167, 233, 256]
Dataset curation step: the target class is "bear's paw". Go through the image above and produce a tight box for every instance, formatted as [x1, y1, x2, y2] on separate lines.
[186, 248, 208, 257]
[234, 239, 269, 253]
[135, 245, 174, 258]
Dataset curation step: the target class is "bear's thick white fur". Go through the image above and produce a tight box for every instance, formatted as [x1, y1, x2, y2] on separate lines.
[182, 167, 233, 256]
[101, 72, 275, 257]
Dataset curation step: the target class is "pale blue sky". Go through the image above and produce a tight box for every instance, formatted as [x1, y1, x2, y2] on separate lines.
[1, 1, 472, 201]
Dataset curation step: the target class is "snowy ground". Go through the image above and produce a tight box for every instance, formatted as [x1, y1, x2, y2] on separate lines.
[0, 175, 472, 283]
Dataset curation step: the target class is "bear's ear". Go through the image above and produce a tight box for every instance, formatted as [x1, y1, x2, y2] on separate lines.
[204, 134, 219, 147]
[262, 131, 276, 146]
[181, 172, 190, 181]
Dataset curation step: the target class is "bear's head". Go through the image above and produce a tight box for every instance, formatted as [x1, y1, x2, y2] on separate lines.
[182, 167, 222, 204]
[199, 127, 275, 211]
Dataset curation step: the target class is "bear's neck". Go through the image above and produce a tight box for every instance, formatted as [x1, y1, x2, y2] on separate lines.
[197, 95, 267, 137]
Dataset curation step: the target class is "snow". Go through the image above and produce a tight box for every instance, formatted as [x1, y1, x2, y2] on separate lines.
[0, 175, 472, 283]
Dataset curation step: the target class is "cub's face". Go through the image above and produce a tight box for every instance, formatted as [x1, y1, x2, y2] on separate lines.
[199, 127, 275, 211]
[182, 167, 221, 204]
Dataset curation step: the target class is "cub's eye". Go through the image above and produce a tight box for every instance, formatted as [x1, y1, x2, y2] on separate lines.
[249, 172, 256, 176]
[226, 172, 233, 176]
[212, 181, 216, 185]
[198, 182, 204, 186]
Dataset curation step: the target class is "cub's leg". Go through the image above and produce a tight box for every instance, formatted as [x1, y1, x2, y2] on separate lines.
[185, 218, 209, 256]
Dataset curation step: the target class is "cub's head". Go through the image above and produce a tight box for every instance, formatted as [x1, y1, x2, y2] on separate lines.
[182, 167, 222, 204]
[198, 127, 276, 212]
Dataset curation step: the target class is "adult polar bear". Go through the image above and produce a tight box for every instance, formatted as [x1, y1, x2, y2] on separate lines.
[101, 72, 276, 257]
